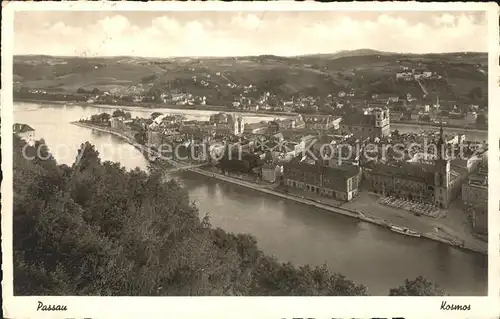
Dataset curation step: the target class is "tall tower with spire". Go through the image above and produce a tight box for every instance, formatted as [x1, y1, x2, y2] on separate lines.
[434, 121, 451, 208]
[436, 122, 447, 161]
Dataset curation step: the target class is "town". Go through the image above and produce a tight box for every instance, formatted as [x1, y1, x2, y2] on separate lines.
[27, 94, 485, 252]
[13, 51, 489, 254]
[14, 55, 488, 131]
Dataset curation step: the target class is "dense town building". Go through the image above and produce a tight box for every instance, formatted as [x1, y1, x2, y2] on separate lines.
[340, 107, 391, 138]
[462, 160, 488, 235]
[462, 172, 488, 207]
[244, 122, 268, 134]
[209, 112, 245, 135]
[261, 163, 282, 183]
[282, 158, 362, 202]
[302, 115, 342, 130]
[363, 125, 462, 208]
[276, 115, 305, 130]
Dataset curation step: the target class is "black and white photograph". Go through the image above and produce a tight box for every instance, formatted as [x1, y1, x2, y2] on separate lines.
[2, 2, 498, 318]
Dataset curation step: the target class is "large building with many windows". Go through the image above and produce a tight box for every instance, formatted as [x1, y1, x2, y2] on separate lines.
[302, 115, 342, 130]
[462, 160, 488, 235]
[282, 159, 362, 202]
[363, 125, 462, 208]
[340, 107, 390, 138]
[462, 162, 488, 206]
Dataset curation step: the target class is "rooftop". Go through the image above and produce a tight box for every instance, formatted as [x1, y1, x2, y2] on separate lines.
[468, 173, 488, 187]
[302, 114, 339, 124]
[368, 162, 436, 184]
[244, 122, 268, 131]
[342, 114, 374, 126]
[13, 123, 35, 134]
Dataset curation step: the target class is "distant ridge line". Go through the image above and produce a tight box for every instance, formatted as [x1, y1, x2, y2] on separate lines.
[14, 49, 488, 60]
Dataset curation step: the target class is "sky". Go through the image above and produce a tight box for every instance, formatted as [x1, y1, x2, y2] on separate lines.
[14, 11, 489, 57]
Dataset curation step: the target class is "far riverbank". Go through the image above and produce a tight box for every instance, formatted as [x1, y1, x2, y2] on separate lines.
[14, 98, 488, 133]
[71, 121, 487, 255]
[14, 98, 294, 118]
[392, 121, 487, 134]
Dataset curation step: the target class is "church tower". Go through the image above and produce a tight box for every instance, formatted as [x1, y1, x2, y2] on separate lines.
[434, 123, 451, 208]
[434, 123, 450, 188]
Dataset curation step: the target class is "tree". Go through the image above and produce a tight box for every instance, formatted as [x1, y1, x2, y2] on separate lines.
[72, 142, 101, 172]
[113, 109, 126, 118]
[389, 276, 445, 296]
[468, 86, 483, 100]
[77, 87, 86, 94]
[476, 114, 486, 125]
[13, 136, 374, 297]
[99, 112, 111, 122]
[419, 114, 431, 122]
[91, 88, 100, 94]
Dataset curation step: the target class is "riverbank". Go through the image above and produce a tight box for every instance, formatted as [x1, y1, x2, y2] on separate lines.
[70, 121, 487, 255]
[193, 168, 486, 255]
[15, 98, 294, 118]
[16, 98, 488, 132]
[392, 121, 487, 133]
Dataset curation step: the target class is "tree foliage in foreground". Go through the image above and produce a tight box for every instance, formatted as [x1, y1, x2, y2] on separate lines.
[13, 135, 442, 296]
[389, 276, 445, 296]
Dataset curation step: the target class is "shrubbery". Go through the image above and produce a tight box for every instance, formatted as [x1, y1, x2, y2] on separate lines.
[12, 136, 444, 296]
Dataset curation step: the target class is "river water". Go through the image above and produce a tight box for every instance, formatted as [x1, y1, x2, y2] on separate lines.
[13, 102, 488, 296]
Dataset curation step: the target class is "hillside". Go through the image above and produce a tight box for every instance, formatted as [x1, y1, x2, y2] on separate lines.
[14, 50, 488, 104]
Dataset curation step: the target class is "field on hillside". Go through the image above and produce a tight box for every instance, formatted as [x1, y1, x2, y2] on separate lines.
[13, 51, 488, 101]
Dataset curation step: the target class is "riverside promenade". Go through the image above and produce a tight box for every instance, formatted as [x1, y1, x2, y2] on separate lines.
[72, 121, 487, 255]
[192, 168, 486, 255]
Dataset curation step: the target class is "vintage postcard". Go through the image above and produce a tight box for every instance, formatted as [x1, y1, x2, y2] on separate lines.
[1, 1, 499, 319]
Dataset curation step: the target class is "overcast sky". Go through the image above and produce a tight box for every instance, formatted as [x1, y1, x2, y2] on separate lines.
[14, 11, 488, 57]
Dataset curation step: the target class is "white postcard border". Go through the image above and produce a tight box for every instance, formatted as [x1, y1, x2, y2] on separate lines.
[2, 2, 499, 319]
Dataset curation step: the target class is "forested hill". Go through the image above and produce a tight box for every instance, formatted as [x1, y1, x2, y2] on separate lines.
[12, 135, 445, 296]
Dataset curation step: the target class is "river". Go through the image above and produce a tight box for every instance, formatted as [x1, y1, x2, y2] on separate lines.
[13, 102, 488, 296]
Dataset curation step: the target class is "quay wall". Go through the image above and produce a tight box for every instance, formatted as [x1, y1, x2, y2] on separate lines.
[71, 121, 486, 255]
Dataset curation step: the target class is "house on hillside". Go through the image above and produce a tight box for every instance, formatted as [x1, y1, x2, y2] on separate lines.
[13, 123, 36, 146]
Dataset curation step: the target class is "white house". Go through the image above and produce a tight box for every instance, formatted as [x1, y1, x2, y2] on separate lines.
[13, 123, 36, 146]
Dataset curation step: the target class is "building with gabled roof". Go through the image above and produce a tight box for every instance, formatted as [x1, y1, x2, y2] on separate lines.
[13, 123, 36, 146]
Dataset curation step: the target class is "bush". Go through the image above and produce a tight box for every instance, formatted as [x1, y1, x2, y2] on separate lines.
[12, 136, 444, 296]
